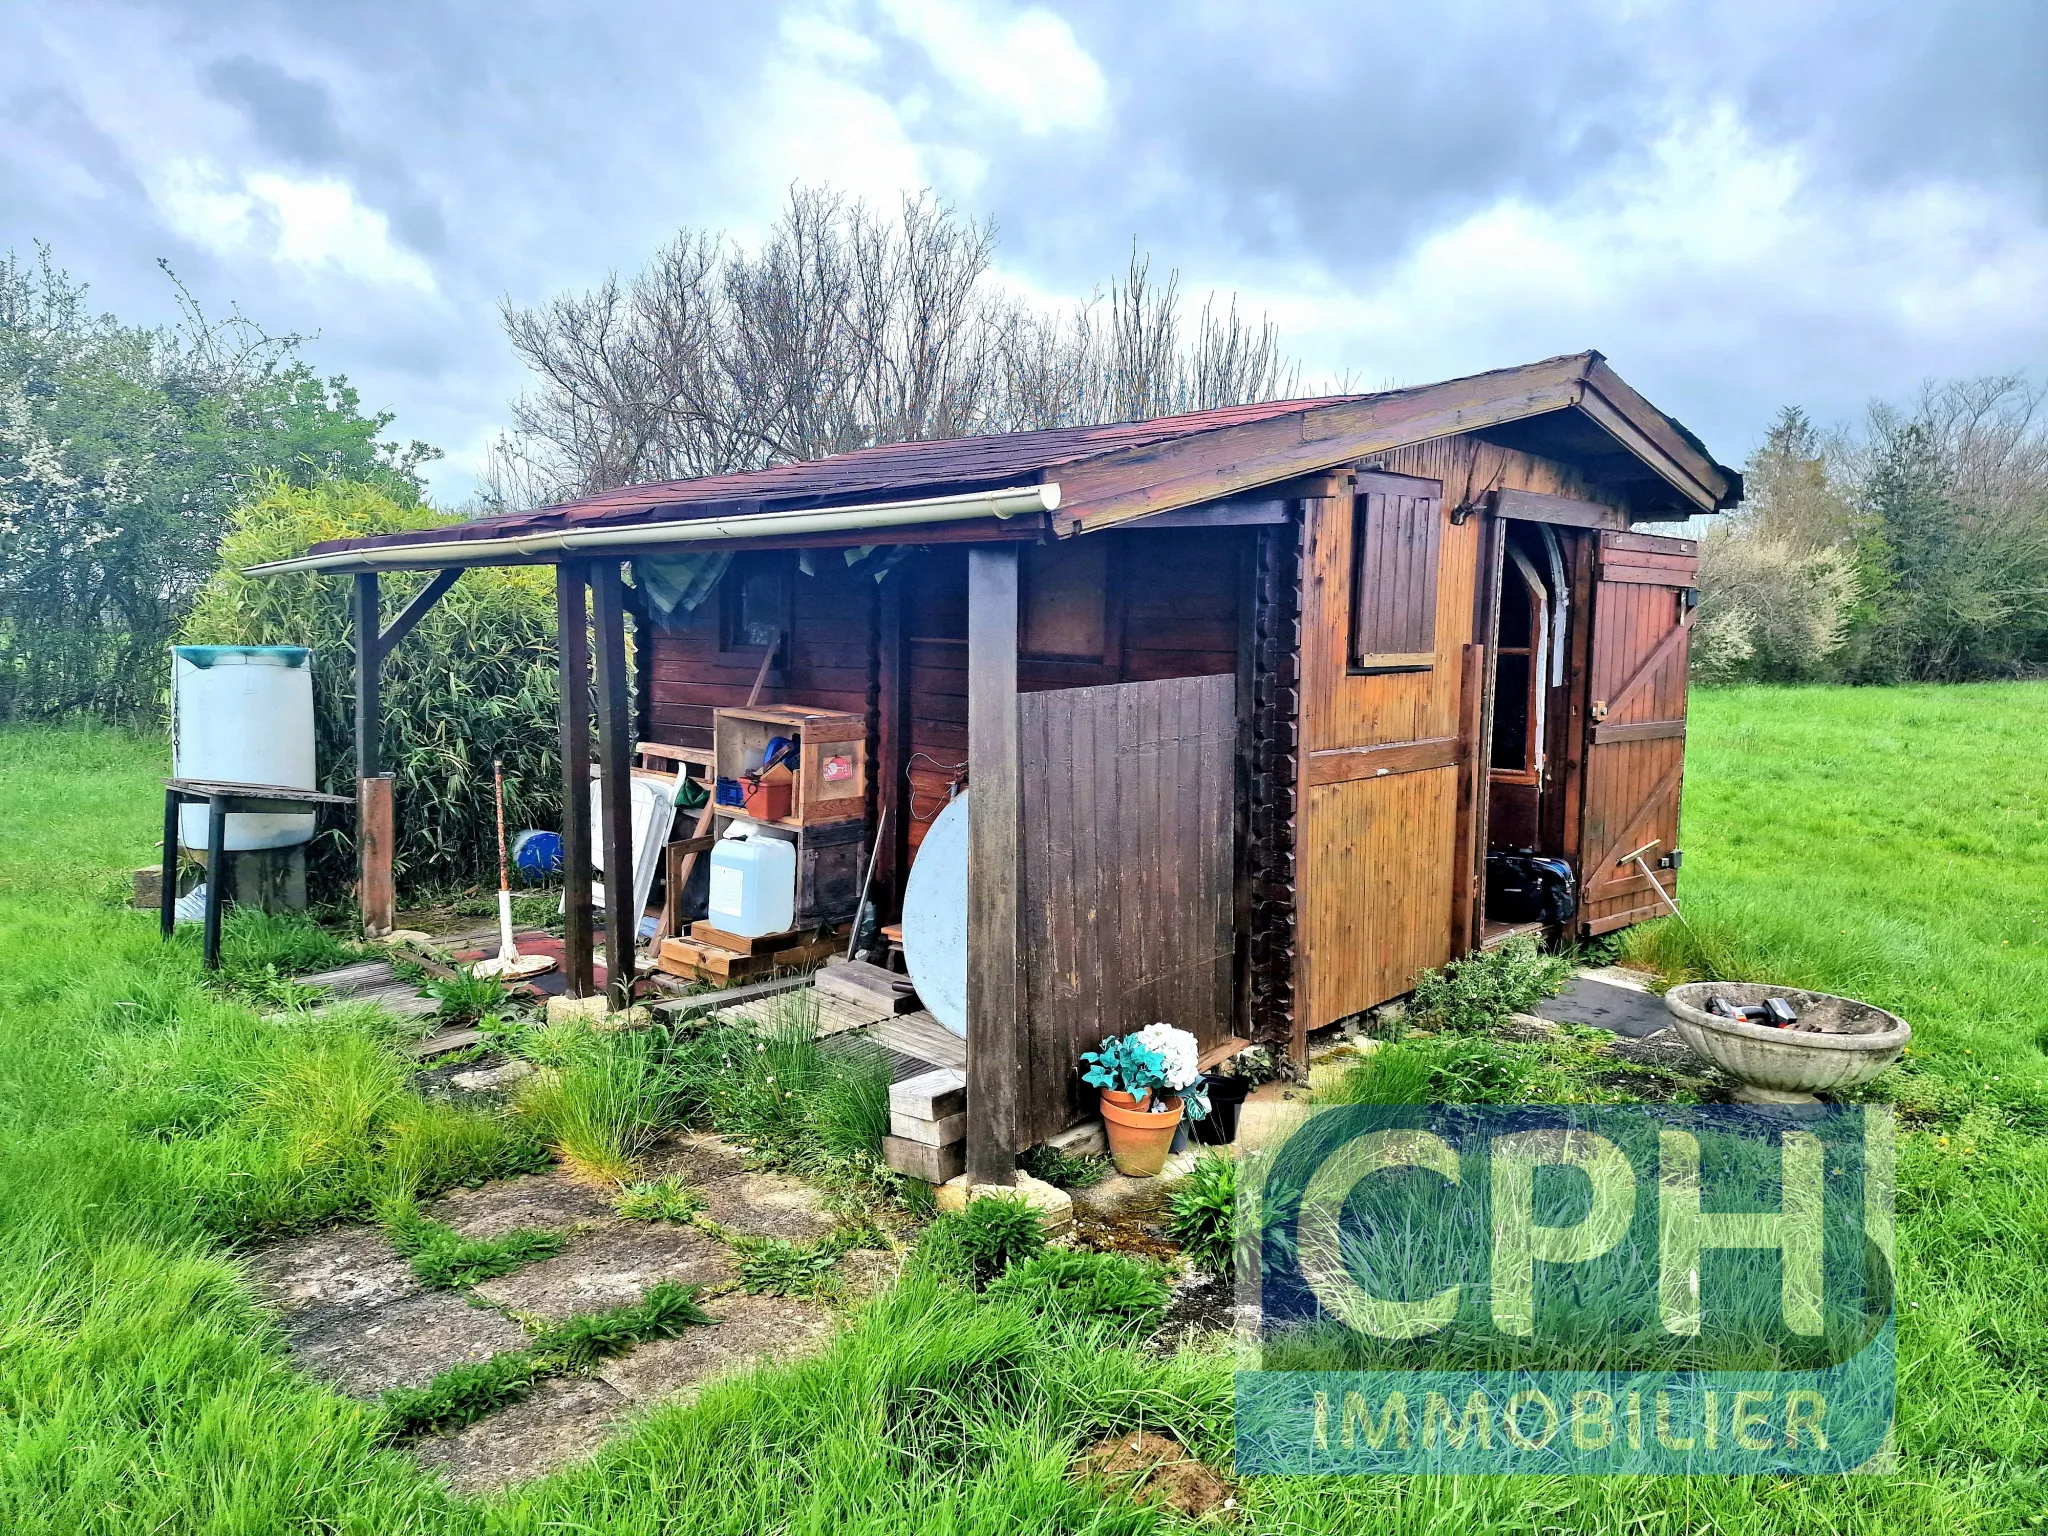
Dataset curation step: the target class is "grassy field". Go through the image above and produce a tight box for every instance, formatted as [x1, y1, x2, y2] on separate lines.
[1, 683, 2045, 1533]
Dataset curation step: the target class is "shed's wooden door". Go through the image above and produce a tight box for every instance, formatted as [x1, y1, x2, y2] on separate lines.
[1018, 673, 1236, 1143]
[1576, 530, 1698, 935]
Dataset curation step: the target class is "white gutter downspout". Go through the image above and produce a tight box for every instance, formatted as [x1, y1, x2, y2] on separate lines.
[243, 482, 1062, 576]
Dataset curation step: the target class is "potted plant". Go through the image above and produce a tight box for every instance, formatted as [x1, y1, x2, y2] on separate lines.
[1191, 1045, 1283, 1146]
[1083, 1024, 1201, 1176]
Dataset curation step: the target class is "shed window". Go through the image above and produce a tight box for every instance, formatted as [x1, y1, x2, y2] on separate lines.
[1022, 538, 1110, 661]
[1349, 478, 1443, 672]
[721, 553, 793, 660]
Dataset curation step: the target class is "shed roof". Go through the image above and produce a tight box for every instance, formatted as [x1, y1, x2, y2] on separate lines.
[256, 351, 1738, 575]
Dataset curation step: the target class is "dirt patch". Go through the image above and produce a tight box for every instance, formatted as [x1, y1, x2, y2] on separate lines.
[1073, 1430, 1237, 1521]
[1071, 1181, 1183, 1263]
[1154, 1270, 1238, 1346]
[642, 1133, 755, 1187]
[410, 1374, 627, 1496]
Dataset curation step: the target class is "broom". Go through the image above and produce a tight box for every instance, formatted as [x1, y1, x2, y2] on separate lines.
[473, 758, 556, 981]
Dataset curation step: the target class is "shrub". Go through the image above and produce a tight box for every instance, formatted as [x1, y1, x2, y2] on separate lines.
[1165, 1152, 1237, 1277]
[914, 1196, 1046, 1289]
[1408, 937, 1570, 1033]
[984, 1249, 1170, 1333]
[181, 477, 562, 896]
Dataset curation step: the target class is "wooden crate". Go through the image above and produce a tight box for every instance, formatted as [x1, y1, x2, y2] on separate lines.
[713, 705, 866, 827]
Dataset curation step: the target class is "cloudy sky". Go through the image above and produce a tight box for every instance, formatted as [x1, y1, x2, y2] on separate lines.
[5, 0, 2044, 500]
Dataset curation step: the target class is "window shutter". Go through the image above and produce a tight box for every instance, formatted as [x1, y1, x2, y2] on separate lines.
[1349, 473, 1443, 671]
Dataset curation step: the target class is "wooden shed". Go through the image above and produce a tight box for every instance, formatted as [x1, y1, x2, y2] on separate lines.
[252, 350, 1739, 1185]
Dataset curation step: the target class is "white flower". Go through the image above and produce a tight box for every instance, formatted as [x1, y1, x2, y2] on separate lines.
[1135, 1022, 1202, 1091]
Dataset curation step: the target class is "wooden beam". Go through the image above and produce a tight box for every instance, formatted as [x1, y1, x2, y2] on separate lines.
[1304, 735, 1462, 786]
[375, 567, 461, 659]
[965, 544, 1023, 1188]
[1488, 488, 1628, 532]
[592, 560, 638, 1011]
[557, 561, 594, 997]
[1469, 510, 1508, 939]
[1449, 642, 1485, 957]
[1121, 498, 1292, 530]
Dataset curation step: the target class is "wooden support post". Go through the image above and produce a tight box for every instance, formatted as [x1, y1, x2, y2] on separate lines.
[1450, 641, 1486, 957]
[965, 544, 1023, 1188]
[351, 573, 397, 936]
[159, 787, 180, 941]
[557, 562, 594, 998]
[1469, 511, 1508, 943]
[874, 574, 906, 916]
[358, 775, 395, 938]
[202, 794, 228, 970]
[591, 559, 637, 1011]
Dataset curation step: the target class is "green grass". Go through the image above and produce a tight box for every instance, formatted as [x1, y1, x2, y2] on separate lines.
[4, 689, 2048, 1532]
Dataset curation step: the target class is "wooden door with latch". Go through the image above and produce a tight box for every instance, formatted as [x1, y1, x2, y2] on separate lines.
[1576, 530, 1698, 935]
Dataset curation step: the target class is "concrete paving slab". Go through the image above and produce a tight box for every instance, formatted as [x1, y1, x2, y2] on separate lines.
[595, 1293, 834, 1405]
[695, 1171, 839, 1242]
[1533, 975, 1674, 1039]
[422, 1169, 618, 1240]
[242, 1226, 420, 1333]
[287, 1290, 531, 1397]
[411, 1375, 628, 1495]
[474, 1222, 736, 1323]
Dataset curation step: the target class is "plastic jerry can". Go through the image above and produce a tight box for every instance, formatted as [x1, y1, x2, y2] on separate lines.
[707, 823, 797, 937]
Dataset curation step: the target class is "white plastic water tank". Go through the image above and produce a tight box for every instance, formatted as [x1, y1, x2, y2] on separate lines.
[707, 823, 796, 937]
[171, 645, 318, 851]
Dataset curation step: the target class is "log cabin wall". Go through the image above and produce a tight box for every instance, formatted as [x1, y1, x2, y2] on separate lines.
[645, 526, 1251, 918]
[1293, 433, 1618, 1036]
[900, 527, 1250, 873]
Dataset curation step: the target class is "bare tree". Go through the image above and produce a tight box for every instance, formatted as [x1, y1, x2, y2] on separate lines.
[488, 189, 1307, 508]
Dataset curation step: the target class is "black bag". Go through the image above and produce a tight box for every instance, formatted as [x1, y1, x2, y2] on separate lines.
[1485, 850, 1577, 925]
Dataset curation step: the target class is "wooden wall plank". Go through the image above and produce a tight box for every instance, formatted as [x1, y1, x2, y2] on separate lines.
[1017, 673, 1236, 1144]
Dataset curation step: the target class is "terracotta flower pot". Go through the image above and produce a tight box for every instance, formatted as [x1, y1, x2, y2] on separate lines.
[1100, 1090, 1184, 1177]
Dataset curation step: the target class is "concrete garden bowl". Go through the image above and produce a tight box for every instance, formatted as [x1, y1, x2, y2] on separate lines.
[1665, 982, 1910, 1104]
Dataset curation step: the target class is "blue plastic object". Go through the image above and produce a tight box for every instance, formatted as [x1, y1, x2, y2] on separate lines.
[512, 829, 563, 880]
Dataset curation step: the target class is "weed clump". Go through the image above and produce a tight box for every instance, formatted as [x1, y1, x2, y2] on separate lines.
[514, 1027, 675, 1184]
[1165, 1152, 1237, 1277]
[378, 1352, 541, 1440]
[534, 1281, 711, 1368]
[614, 1177, 704, 1223]
[383, 1204, 564, 1289]
[984, 1249, 1170, 1333]
[1409, 936, 1570, 1033]
[1019, 1144, 1113, 1189]
[735, 1236, 843, 1297]
[913, 1195, 1046, 1289]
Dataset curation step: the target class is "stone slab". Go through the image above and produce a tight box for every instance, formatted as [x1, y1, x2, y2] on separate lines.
[474, 1222, 736, 1323]
[1234, 1081, 1313, 1153]
[422, 1169, 618, 1241]
[243, 1225, 420, 1334]
[596, 1293, 834, 1405]
[1533, 975, 1673, 1039]
[287, 1290, 532, 1397]
[695, 1170, 838, 1242]
[411, 1374, 628, 1496]
[642, 1132, 754, 1187]
[935, 1169, 1074, 1235]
